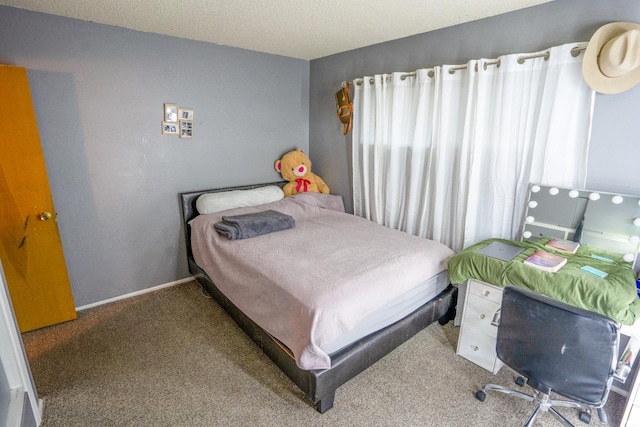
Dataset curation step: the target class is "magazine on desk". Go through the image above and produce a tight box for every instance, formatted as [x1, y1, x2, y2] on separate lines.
[524, 250, 567, 273]
[545, 238, 580, 254]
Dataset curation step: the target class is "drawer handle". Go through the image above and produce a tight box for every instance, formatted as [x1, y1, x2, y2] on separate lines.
[472, 346, 479, 351]
[483, 290, 490, 297]
[491, 309, 501, 327]
[480, 314, 486, 320]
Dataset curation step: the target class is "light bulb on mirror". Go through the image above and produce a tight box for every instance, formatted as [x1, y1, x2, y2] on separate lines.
[589, 192, 601, 201]
[568, 190, 579, 198]
[531, 185, 540, 193]
[525, 216, 535, 224]
[629, 235, 640, 245]
[634, 218, 640, 227]
[612, 195, 624, 205]
[522, 231, 532, 239]
[528, 201, 538, 208]
[549, 187, 559, 195]
[623, 253, 635, 263]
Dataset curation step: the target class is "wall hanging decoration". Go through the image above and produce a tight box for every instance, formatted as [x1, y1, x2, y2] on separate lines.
[179, 108, 194, 121]
[161, 121, 179, 135]
[179, 107, 194, 139]
[164, 103, 178, 122]
[335, 83, 352, 135]
[162, 103, 195, 138]
[582, 21, 640, 94]
[180, 120, 193, 139]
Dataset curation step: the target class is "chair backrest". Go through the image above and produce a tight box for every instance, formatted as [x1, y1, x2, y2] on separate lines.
[497, 286, 619, 406]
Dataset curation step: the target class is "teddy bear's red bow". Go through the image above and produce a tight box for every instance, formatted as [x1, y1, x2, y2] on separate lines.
[296, 178, 311, 192]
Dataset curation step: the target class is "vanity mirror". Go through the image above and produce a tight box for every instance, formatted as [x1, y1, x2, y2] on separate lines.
[521, 184, 640, 272]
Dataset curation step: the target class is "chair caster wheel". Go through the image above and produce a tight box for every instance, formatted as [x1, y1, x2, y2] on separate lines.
[475, 390, 486, 402]
[578, 410, 591, 424]
[515, 376, 525, 387]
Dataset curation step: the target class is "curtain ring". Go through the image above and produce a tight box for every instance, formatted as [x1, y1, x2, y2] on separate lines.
[483, 59, 501, 70]
[448, 64, 468, 74]
[571, 46, 586, 57]
[517, 51, 550, 64]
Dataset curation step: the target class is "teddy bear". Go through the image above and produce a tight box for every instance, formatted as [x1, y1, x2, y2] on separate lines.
[274, 148, 330, 197]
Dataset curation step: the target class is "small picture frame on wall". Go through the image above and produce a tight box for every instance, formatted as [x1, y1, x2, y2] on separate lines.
[164, 103, 179, 123]
[180, 120, 193, 139]
[161, 121, 179, 135]
[178, 108, 195, 121]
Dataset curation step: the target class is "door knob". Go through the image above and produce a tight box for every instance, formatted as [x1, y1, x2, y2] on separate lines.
[39, 211, 52, 221]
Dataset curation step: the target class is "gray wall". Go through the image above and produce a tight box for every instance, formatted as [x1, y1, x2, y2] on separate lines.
[0, 7, 309, 306]
[309, 0, 640, 214]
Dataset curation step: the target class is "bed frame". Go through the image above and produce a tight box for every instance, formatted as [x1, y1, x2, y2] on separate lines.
[179, 182, 458, 413]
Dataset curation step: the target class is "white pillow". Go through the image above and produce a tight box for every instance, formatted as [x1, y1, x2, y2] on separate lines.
[196, 185, 284, 214]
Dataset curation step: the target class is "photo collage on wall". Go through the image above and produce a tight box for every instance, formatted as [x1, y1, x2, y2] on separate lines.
[162, 103, 194, 139]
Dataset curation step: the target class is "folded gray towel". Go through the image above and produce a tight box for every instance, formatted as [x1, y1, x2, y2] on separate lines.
[214, 210, 295, 240]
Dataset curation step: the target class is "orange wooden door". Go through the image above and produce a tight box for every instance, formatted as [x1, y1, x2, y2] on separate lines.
[0, 65, 77, 332]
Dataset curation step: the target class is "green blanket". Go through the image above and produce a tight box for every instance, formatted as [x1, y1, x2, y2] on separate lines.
[448, 237, 640, 325]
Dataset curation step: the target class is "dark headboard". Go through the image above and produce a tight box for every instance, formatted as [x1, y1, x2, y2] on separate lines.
[179, 181, 287, 261]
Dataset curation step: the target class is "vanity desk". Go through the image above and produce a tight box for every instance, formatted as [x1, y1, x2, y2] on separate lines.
[449, 184, 640, 427]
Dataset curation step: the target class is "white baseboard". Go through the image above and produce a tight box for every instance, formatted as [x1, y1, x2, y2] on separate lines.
[75, 277, 195, 312]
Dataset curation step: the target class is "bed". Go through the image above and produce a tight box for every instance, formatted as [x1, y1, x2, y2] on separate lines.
[180, 181, 458, 412]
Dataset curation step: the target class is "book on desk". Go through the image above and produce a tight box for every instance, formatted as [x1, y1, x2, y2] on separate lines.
[524, 250, 567, 273]
[545, 238, 580, 254]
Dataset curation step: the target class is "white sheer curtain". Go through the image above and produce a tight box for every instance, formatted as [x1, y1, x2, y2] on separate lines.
[352, 43, 594, 252]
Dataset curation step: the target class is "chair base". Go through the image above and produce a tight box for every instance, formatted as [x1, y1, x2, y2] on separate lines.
[476, 382, 606, 427]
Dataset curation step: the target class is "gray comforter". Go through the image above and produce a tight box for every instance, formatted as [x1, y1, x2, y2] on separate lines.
[190, 193, 454, 369]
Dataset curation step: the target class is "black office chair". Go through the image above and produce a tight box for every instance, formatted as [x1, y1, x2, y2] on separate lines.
[475, 286, 620, 426]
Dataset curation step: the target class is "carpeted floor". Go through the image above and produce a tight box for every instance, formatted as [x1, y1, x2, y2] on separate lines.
[22, 281, 625, 426]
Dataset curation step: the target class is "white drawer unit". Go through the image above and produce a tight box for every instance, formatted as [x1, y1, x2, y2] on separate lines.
[456, 280, 504, 374]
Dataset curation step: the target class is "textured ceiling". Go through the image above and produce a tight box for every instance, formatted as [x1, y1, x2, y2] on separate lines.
[0, 0, 553, 60]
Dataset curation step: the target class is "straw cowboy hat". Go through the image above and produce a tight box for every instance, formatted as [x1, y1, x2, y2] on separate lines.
[583, 22, 640, 94]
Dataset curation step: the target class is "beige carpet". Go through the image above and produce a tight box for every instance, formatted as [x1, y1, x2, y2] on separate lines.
[22, 281, 625, 426]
